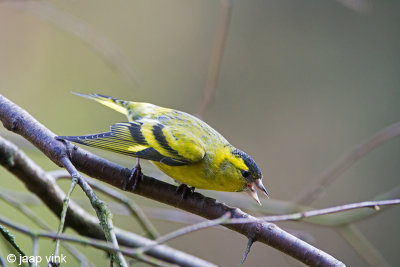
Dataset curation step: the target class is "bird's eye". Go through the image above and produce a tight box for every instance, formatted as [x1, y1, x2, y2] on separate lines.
[241, 170, 250, 178]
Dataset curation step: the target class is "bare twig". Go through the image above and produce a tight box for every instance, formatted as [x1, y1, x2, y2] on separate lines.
[294, 122, 400, 205]
[0, 251, 5, 267]
[2, 1, 140, 87]
[335, 0, 372, 14]
[337, 224, 391, 267]
[223, 199, 400, 225]
[32, 236, 39, 261]
[266, 199, 399, 222]
[0, 191, 48, 229]
[196, 0, 233, 118]
[311, 184, 400, 226]
[53, 177, 78, 259]
[0, 95, 344, 266]
[239, 238, 254, 267]
[49, 170, 159, 239]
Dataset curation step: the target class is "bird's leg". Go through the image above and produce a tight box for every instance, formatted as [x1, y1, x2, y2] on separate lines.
[123, 158, 143, 191]
[175, 183, 195, 202]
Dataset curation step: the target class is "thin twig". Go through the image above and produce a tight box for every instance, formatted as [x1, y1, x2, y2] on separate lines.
[337, 224, 391, 267]
[309, 184, 400, 226]
[53, 177, 78, 259]
[335, 0, 371, 14]
[3, 1, 140, 87]
[59, 156, 128, 267]
[210, 184, 400, 226]
[0, 191, 48, 229]
[239, 238, 254, 267]
[0, 253, 5, 267]
[196, 0, 233, 118]
[49, 170, 159, 239]
[228, 199, 400, 224]
[32, 236, 39, 260]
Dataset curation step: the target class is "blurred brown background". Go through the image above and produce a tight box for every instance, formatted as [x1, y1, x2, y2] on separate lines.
[0, 1, 399, 266]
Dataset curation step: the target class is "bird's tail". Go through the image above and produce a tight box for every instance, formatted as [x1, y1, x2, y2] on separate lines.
[73, 93, 130, 115]
[57, 122, 148, 157]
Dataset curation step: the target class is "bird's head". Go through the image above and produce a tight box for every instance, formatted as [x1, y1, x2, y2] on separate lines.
[231, 148, 269, 205]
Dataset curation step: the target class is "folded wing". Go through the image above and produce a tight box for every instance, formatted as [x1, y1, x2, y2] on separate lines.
[58, 121, 205, 166]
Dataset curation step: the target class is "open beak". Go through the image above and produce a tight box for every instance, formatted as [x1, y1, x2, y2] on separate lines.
[246, 179, 270, 205]
[246, 184, 261, 205]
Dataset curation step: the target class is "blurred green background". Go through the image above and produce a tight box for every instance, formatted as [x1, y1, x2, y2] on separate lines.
[0, 0, 399, 266]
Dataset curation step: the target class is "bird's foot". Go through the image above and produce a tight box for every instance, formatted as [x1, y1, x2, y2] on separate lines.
[175, 184, 195, 202]
[123, 158, 143, 191]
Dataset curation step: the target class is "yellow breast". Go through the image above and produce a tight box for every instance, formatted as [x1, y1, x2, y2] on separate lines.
[152, 145, 247, 192]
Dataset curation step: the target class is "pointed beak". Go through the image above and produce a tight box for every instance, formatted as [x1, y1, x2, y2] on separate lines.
[246, 184, 261, 205]
[255, 179, 269, 198]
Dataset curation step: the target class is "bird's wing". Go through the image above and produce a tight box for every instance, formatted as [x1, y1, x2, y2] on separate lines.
[58, 121, 205, 166]
[138, 119, 206, 164]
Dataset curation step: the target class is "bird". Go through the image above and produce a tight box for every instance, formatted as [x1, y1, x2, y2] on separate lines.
[57, 93, 269, 204]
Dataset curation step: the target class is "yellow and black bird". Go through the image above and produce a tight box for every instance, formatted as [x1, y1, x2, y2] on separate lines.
[58, 93, 269, 204]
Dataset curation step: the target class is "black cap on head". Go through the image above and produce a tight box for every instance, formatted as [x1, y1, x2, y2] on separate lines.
[233, 148, 262, 181]
[232, 148, 269, 204]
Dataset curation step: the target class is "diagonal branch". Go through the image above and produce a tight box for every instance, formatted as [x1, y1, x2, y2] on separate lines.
[3, 1, 140, 87]
[337, 224, 391, 267]
[0, 94, 344, 267]
[294, 121, 400, 205]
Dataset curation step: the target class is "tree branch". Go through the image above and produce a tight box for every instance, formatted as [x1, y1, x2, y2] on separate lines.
[0, 94, 344, 267]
